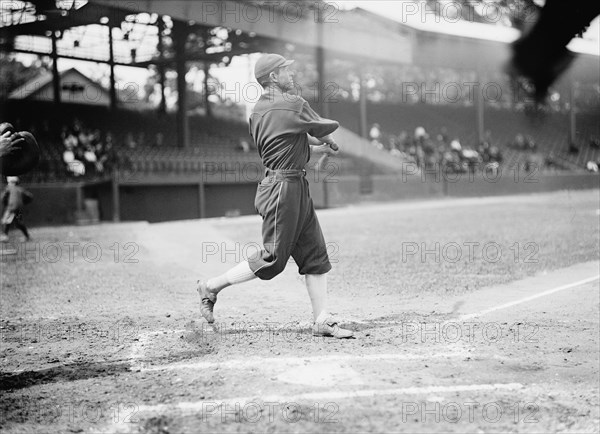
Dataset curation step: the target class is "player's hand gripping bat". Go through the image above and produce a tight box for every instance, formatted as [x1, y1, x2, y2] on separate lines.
[317, 142, 339, 171]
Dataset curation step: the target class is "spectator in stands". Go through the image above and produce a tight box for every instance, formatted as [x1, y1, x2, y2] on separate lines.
[415, 143, 425, 168]
[370, 123, 383, 149]
[63, 143, 85, 177]
[99, 133, 117, 173]
[461, 149, 481, 174]
[438, 127, 449, 145]
[78, 128, 92, 149]
[237, 138, 251, 153]
[83, 145, 98, 177]
[513, 133, 526, 150]
[488, 145, 503, 164]
[397, 130, 409, 151]
[62, 127, 78, 150]
[478, 130, 492, 160]
[388, 136, 401, 157]
[442, 149, 461, 173]
[586, 161, 599, 172]
[72, 118, 83, 134]
[545, 152, 557, 169]
[525, 135, 537, 152]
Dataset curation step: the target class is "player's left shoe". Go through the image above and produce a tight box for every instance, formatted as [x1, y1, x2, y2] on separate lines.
[313, 313, 354, 339]
[196, 280, 217, 323]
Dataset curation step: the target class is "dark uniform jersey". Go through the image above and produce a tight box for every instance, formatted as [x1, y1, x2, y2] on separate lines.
[247, 86, 339, 280]
[249, 87, 339, 170]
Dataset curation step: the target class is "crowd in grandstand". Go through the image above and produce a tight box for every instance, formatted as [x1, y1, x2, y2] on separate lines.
[5, 100, 598, 183]
[61, 119, 115, 177]
[370, 124, 504, 173]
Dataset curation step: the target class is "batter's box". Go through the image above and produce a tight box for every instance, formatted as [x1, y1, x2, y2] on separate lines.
[128, 328, 214, 371]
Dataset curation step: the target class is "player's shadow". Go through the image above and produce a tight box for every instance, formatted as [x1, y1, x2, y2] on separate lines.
[0, 361, 130, 391]
[348, 312, 452, 332]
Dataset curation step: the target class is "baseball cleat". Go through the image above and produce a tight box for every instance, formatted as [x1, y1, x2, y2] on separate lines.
[196, 280, 217, 323]
[313, 314, 354, 339]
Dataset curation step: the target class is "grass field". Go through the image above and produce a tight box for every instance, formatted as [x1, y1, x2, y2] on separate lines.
[1, 189, 599, 433]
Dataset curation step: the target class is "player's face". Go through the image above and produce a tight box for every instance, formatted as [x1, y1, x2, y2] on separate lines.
[274, 66, 295, 91]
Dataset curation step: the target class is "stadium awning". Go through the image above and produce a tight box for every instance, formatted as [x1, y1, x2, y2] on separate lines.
[86, 0, 412, 64]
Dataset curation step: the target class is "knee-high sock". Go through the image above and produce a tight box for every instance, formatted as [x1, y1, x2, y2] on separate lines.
[305, 274, 328, 321]
[207, 261, 256, 293]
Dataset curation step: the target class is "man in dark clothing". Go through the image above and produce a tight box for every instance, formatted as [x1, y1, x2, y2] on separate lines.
[1, 177, 32, 242]
[197, 54, 353, 338]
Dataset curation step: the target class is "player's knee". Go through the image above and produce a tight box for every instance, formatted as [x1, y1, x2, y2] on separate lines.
[271, 258, 288, 277]
[300, 262, 332, 276]
[259, 258, 287, 280]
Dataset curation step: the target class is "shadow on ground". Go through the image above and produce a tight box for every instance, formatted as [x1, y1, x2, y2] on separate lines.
[0, 361, 131, 391]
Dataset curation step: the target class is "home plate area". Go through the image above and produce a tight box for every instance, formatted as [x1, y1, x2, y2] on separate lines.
[115, 316, 595, 434]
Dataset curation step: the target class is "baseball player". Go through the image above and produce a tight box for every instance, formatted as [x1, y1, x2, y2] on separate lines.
[1, 176, 32, 242]
[197, 53, 353, 339]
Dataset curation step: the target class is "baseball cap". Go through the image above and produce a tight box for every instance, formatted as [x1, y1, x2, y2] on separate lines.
[254, 54, 294, 81]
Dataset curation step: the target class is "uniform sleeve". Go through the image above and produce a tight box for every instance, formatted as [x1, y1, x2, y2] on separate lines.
[292, 102, 339, 138]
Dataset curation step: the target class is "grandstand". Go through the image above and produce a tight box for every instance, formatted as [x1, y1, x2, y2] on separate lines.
[330, 101, 600, 172]
[0, 0, 598, 225]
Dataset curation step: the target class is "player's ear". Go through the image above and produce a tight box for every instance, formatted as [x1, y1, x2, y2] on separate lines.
[269, 71, 278, 83]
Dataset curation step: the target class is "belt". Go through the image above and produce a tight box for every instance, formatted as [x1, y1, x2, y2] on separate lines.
[264, 168, 307, 179]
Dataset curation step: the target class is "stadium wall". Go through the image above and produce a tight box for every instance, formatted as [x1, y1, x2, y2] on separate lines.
[8, 174, 598, 227]
[12, 184, 82, 226]
[444, 172, 600, 197]
[371, 172, 599, 200]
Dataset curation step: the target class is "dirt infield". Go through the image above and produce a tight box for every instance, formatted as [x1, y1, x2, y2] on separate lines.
[1, 190, 599, 433]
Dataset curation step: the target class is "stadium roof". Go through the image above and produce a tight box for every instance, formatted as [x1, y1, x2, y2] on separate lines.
[0, 1, 131, 37]
[349, 1, 599, 56]
[86, 0, 412, 64]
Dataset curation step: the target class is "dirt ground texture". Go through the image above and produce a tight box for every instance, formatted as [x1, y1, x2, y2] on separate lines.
[1, 189, 599, 433]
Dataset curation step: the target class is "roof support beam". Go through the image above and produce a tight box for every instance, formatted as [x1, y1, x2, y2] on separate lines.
[50, 30, 61, 105]
[88, 0, 411, 64]
[107, 24, 117, 110]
